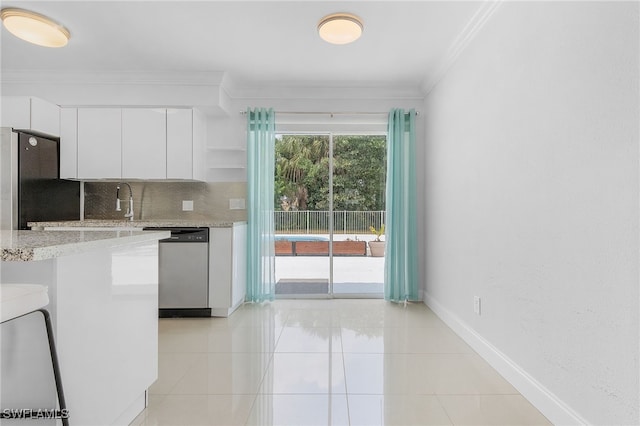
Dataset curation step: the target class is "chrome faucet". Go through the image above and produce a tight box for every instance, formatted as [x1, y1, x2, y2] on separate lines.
[115, 182, 134, 221]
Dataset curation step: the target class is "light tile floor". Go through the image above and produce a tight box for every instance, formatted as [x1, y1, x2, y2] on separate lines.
[131, 300, 551, 426]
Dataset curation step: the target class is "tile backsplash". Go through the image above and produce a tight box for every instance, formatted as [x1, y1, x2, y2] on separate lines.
[84, 181, 247, 222]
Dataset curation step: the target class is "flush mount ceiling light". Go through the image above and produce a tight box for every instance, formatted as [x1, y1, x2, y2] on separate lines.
[318, 13, 363, 45]
[1, 8, 70, 48]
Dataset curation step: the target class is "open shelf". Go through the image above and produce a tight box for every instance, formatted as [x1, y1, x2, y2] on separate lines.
[208, 146, 246, 171]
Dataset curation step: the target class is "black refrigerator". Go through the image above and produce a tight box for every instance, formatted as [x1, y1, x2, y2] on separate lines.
[1, 128, 80, 230]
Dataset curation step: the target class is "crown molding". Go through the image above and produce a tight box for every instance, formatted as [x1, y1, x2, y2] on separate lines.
[1, 70, 226, 86]
[1, 70, 229, 114]
[223, 81, 425, 101]
[1, 69, 423, 107]
[2, 68, 425, 117]
[422, 0, 503, 95]
[219, 70, 424, 100]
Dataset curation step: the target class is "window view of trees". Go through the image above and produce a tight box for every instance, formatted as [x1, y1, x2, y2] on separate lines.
[274, 134, 387, 212]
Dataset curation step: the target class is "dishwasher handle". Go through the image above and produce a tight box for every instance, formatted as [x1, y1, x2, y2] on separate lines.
[143, 227, 209, 243]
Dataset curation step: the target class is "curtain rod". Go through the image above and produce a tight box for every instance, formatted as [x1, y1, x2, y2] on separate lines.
[240, 110, 419, 116]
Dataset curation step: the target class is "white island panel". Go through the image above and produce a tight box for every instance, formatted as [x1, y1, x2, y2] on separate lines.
[1, 232, 164, 425]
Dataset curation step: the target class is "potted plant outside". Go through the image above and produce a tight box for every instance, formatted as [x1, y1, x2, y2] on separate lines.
[368, 224, 385, 257]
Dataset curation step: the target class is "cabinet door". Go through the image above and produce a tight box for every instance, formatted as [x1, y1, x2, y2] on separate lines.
[209, 227, 233, 308]
[166, 109, 192, 179]
[122, 109, 167, 179]
[231, 224, 247, 307]
[0, 96, 30, 129]
[77, 108, 122, 179]
[30, 97, 60, 137]
[60, 108, 78, 179]
[192, 109, 207, 181]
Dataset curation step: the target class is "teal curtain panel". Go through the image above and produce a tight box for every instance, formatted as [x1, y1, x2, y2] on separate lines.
[246, 107, 276, 302]
[384, 108, 419, 302]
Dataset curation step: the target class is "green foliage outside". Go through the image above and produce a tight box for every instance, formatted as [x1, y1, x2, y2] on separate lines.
[275, 134, 387, 212]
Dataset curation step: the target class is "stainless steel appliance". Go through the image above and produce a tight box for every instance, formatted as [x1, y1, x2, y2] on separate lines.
[143, 227, 210, 317]
[0, 127, 80, 229]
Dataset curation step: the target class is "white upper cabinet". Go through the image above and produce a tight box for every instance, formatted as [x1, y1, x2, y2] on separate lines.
[166, 109, 193, 179]
[1, 96, 60, 137]
[60, 108, 78, 179]
[77, 108, 122, 179]
[2, 99, 205, 181]
[122, 108, 167, 179]
[62, 107, 204, 181]
[192, 109, 206, 181]
[167, 108, 206, 181]
[1, 96, 30, 129]
[30, 97, 61, 137]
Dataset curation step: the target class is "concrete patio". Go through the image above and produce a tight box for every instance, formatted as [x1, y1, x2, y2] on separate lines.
[274, 234, 384, 296]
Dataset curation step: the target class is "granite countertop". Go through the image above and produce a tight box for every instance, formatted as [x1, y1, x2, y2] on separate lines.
[28, 219, 244, 229]
[1, 230, 170, 262]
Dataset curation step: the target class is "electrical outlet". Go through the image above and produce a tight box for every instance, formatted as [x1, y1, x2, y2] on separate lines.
[182, 200, 194, 211]
[474, 296, 481, 316]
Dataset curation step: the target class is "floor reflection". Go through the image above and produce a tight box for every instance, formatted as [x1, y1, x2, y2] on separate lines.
[133, 300, 551, 426]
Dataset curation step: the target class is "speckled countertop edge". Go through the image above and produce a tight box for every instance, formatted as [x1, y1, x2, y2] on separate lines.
[28, 220, 244, 228]
[1, 230, 170, 262]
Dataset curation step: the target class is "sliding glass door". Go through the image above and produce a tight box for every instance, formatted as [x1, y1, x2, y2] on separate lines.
[331, 135, 386, 295]
[274, 134, 331, 297]
[273, 133, 386, 298]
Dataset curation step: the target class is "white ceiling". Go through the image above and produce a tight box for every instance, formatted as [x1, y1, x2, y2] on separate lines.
[0, 1, 484, 91]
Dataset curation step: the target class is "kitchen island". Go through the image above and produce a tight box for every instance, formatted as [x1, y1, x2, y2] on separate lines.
[0, 229, 169, 426]
[29, 220, 248, 318]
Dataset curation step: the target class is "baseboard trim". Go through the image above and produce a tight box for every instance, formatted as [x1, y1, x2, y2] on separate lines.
[113, 392, 146, 426]
[423, 293, 589, 426]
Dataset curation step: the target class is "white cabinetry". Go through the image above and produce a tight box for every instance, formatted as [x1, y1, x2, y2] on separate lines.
[167, 108, 206, 181]
[0, 96, 30, 129]
[60, 108, 78, 179]
[1, 96, 60, 136]
[77, 108, 122, 179]
[209, 223, 247, 317]
[67, 107, 205, 181]
[30, 97, 61, 137]
[167, 109, 192, 179]
[122, 108, 166, 179]
[192, 109, 207, 181]
[166, 108, 191, 179]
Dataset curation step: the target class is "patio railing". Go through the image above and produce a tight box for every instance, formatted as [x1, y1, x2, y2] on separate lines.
[274, 210, 385, 234]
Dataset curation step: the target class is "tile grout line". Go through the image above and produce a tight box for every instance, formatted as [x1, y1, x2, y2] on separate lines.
[338, 323, 353, 426]
[434, 394, 456, 426]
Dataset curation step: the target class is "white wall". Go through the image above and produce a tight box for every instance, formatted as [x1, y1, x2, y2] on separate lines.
[423, 2, 638, 424]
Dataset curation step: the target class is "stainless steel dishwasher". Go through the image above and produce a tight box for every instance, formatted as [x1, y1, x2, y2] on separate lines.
[144, 227, 210, 317]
